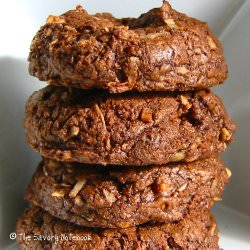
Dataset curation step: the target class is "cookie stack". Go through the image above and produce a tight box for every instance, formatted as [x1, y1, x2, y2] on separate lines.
[16, 2, 236, 249]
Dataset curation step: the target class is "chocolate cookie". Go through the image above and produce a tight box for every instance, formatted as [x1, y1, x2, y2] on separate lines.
[16, 207, 219, 250]
[24, 86, 236, 166]
[28, 2, 227, 93]
[25, 157, 229, 228]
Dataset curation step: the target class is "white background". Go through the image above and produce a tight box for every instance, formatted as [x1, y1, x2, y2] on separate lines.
[0, 1, 250, 249]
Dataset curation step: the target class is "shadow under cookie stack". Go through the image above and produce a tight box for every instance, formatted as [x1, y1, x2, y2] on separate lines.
[16, 2, 236, 249]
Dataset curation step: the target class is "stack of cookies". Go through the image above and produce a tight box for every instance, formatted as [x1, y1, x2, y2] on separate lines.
[16, 2, 236, 249]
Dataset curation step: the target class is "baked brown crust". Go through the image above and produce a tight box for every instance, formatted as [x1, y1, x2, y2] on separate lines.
[16, 206, 219, 250]
[28, 2, 227, 93]
[24, 86, 236, 166]
[25, 157, 229, 228]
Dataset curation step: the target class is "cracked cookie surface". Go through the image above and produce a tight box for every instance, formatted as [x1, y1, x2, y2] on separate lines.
[24, 85, 236, 166]
[28, 1, 227, 93]
[16, 206, 219, 250]
[25, 157, 229, 228]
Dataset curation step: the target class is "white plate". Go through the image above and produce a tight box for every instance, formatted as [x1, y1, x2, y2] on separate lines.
[0, 1, 249, 249]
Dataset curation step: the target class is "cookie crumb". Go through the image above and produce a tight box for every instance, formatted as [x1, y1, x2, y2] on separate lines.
[46, 15, 65, 24]
[165, 19, 179, 29]
[214, 196, 222, 201]
[207, 36, 217, 50]
[52, 190, 65, 197]
[177, 66, 189, 75]
[69, 178, 86, 198]
[170, 151, 186, 162]
[180, 95, 191, 109]
[103, 189, 116, 203]
[220, 128, 232, 142]
[70, 126, 80, 137]
[225, 168, 232, 178]
[140, 108, 153, 123]
[178, 182, 188, 192]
